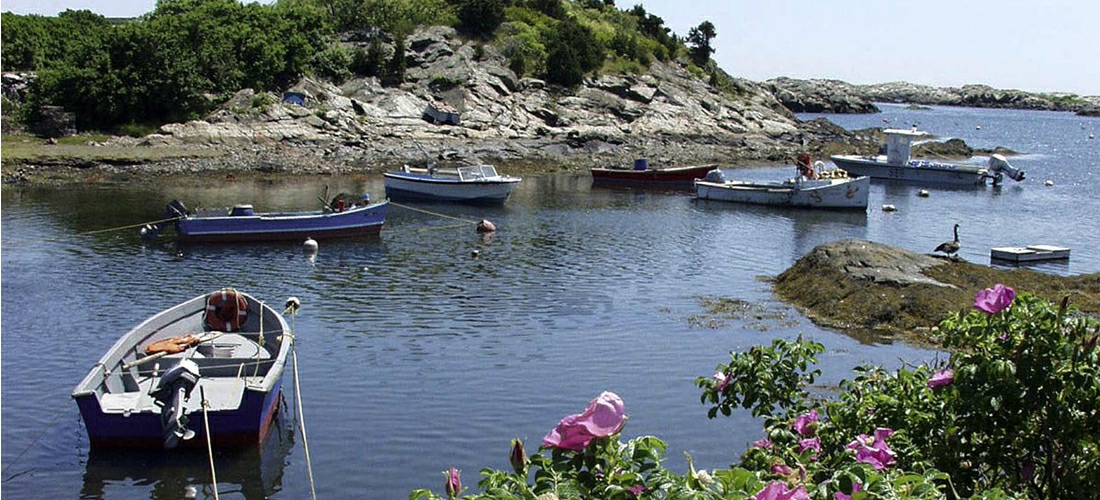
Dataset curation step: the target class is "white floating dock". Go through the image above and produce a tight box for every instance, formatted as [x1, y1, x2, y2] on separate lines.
[990, 245, 1070, 263]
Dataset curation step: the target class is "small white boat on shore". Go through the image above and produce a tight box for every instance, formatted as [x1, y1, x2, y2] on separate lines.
[830, 128, 1025, 187]
[694, 159, 869, 210]
[383, 164, 521, 205]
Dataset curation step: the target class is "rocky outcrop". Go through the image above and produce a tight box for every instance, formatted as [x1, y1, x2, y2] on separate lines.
[139, 25, 833, 173]
[769, 77, 1100, 115]
[773, 239, 1100, 342]
[766, 77, 879, 114]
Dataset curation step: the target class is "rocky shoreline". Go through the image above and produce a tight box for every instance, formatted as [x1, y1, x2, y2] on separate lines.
[773, 239, 1100, 344]
[767, 77, 1100, 115]
[0, 26, 893, 185]
[5, 25, 1095, 186]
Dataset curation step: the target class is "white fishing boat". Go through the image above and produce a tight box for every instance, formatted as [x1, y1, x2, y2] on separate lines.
[831, 128, 1025, 186]
[694, 160, 869, 210]
[383, 164, 521, 205]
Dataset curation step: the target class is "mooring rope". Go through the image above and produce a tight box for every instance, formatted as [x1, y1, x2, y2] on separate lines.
[0, 405, 65, 483]
[201, 386, 220, 500]
[388, 201, 482, 225]
[5, 215, 182, 244]
[285, 300, 317, 500]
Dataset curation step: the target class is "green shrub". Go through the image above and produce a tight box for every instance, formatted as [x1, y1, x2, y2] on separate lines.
[411, 285, 1099, 499]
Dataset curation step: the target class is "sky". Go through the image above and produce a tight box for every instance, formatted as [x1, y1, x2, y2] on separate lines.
[2, 0, 1097, 95]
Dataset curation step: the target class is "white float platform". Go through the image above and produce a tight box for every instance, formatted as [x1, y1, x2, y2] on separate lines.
[990, 245, 1070, 263]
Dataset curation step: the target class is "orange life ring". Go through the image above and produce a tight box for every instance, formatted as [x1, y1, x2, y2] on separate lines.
[145, 334, 202, 355]
[204, 289, 248, 332]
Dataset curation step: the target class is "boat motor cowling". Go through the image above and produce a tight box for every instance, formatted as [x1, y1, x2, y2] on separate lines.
[988, 154, 1025, 182]
[704, 169, 727, 183]
[150, 359, 201, 449]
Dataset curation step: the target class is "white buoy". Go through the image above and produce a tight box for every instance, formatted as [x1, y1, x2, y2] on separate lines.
[471, 249, 480, 258]
[285, 296, 301, 313]
[303, 238, 318, 254]
[1045, 180, 1054, 187]
[918, 189, 930, 197]
[1090, 133, 1095, 139]
[975, 125, 982, 130]
[882, 204, 897, 212]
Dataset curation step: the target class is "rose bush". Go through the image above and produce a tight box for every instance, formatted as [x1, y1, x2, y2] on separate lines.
[412, 288, 1097, 499]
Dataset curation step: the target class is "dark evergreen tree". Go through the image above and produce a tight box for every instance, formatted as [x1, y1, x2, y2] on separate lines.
[457, 0, 506, 37]
[531, 0, 566, 19]
[687, 20, 716, 66]
[386, 35, 407, 85]
[544, 19, 602, 87]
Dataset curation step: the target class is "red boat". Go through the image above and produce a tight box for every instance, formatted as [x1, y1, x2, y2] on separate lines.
[590, 159, 716, 189]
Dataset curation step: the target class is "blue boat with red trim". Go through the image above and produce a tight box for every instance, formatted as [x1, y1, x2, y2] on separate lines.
[72, 289, 294, 449]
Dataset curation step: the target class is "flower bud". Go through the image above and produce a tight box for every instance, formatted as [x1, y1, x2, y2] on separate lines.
[444, 467, 461, 498]
[510, 439, 528, 474]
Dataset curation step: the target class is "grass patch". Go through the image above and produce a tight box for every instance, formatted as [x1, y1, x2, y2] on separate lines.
[1, 133, 220, 165]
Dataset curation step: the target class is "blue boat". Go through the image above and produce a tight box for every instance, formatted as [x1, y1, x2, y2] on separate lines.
[159, 197, 388, 243]
[72, 289, 294, 449]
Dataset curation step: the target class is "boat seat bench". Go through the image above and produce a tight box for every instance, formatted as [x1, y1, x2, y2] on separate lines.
[99, 377, 264, 414]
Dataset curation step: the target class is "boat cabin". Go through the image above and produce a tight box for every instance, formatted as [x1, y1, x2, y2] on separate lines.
[884, 128, 926, 165]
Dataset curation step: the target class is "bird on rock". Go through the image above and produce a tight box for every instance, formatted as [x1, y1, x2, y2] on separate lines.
[934, 223, 961, 259]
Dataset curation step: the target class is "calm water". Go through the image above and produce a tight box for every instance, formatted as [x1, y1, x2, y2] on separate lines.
[2, 104, 1097, 499]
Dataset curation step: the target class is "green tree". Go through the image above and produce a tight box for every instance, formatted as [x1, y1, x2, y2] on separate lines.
[544, 18, 602, 87]
[530, 0, 566, 20]
[457, 0, 506, 37]
[15, 0, 332, 132]
[385, 35, 407, 85]
[687, 20, 715, 66]
[351, 37, 387, 77]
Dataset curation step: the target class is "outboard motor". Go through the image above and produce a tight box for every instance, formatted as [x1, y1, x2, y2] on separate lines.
[987, 154, 1025, 182]
[165, 200, 190, 219]
[704, 169, 727, 183]
[150, 359, 201, 449]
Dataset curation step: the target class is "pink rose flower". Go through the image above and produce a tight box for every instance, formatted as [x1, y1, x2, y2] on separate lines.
[752, 438, 774, 449]
[444, 467, 461, 498]
[713, 370, 730, 392]
[752, 481, 809, 500]
[846, 428, 896, 470]
[770, 463, 793, 475]
[792, 409, 819, 436]
[798, 436, 821, 461]
[542, 391, 625, 451]
[927, 369, 954, 389]
[974, 284, 1016, 314]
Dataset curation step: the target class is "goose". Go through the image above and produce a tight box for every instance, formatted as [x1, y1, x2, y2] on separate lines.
[935, 223, 961, 258]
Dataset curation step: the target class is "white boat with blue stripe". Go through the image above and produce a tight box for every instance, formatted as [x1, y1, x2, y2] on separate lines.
[383, 164, 521, 205]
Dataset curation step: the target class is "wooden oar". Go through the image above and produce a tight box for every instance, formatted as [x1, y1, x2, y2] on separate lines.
[122, 331, 224, 370]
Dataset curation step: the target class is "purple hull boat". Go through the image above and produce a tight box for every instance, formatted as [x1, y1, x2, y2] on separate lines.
[72, 289, 294, 449]
[161, 198, 388, 243]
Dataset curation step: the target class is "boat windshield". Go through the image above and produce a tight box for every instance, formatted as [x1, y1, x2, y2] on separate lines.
[458, 165, 500, 181]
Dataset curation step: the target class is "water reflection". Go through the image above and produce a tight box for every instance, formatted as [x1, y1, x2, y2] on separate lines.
[80, 408, 295, 499]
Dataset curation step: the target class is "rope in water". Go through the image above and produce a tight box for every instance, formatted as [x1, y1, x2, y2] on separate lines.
[201, 386, 220, 500]
[286, 301, 317, 500]
[0, 406, 65, 483]
[388, 201, 482, 226]
[4, 215, 182, 244]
